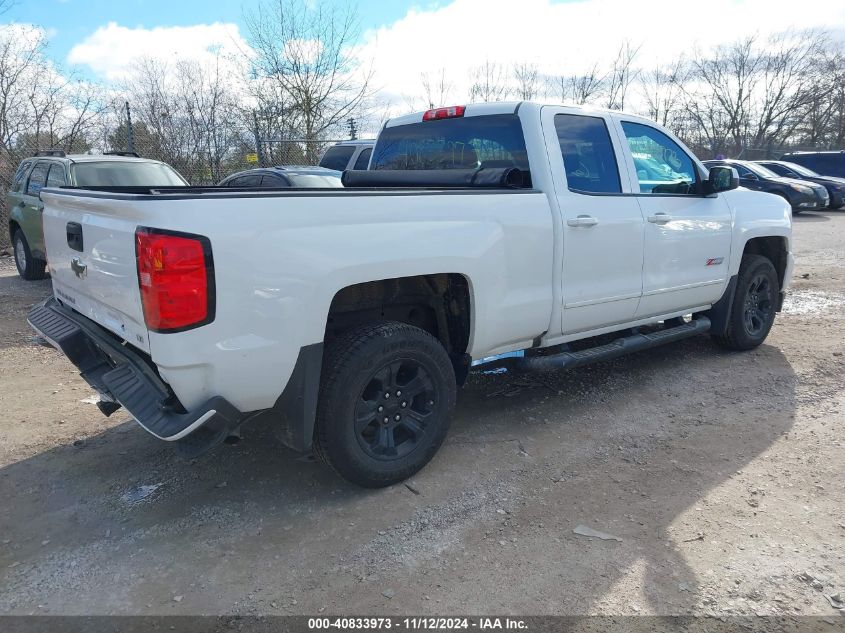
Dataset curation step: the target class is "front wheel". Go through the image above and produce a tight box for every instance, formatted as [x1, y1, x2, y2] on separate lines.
[713, 254, 779, 351]
[13, 230, 48, 281]
[314, 321, 456, 487]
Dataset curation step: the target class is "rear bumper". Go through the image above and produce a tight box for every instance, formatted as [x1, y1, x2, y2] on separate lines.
[28, 298, 243, 442]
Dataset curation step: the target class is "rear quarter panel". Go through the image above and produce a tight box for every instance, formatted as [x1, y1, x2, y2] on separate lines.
[43, 189, 555, 412]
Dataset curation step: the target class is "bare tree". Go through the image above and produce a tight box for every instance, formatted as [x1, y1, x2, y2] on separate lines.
[245, 0, 373, 159]
[420, 68, 452, 109]
[605, 41, 641, 110]
[747, 30, 828, 151]
[639, 57, 688, 130]
[0, 26, 49, 150]
[469, 60, 510, 102]
[550, 62, 605, 105]
[512, 62, 540, 100]
[176, 56, 243, 183]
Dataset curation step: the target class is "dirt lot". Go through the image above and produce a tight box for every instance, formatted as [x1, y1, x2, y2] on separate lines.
[0, 213, 843, 620]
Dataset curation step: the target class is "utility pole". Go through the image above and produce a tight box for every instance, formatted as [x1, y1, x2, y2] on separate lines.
[125, 101, 136, 155]
[253, 110, 266, 167]
[347, 117, 358, 141]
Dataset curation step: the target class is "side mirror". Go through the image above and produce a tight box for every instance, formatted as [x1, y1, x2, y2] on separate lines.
[705, 166, 739, 194]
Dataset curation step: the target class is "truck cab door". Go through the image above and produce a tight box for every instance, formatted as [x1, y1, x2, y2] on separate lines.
[19, 161, 50, 258]
[541, 107, 645, 335]
[613, 117, 732, 318]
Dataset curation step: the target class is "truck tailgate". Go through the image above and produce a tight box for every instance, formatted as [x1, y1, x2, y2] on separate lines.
[41, 190, 150, 353]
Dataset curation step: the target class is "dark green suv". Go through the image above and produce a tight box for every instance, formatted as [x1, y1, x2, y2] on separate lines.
[7, 151, 187, 280]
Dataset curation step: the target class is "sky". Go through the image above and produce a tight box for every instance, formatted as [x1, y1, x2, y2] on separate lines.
[4, 0, 845, 112]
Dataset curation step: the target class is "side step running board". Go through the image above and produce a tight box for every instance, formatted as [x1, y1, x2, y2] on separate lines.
[486, 317, 711, 373]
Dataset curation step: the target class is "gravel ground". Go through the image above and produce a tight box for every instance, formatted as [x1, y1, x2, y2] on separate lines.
[0, 212, 843, 621]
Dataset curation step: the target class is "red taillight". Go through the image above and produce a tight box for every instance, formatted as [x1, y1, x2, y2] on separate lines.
[422, 105, 466, 121]
[135, 228, 214, 332]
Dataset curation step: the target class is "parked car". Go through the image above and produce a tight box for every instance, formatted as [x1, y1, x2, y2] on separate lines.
[218, 166, 342, 188]
[780, 150, 845, 178]
[703, 159, 829, 213]
[30, 102, 793, 487]
[7, 151, 187, 280]
[318, 140, 375, 171]
[755, 160, 845, 209]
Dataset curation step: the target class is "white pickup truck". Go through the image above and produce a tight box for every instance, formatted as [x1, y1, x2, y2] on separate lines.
[29, 102, 793, 487]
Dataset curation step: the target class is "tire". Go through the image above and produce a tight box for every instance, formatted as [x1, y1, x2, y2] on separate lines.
[713, 254, 779, 351]
[314, 321, 457, 487]
[13, 229, 47, 281]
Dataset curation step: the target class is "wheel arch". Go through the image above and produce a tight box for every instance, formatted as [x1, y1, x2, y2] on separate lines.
[742, 236, 789, 290]
[324, 273, 474, 380]
[269, 273, 474, 454]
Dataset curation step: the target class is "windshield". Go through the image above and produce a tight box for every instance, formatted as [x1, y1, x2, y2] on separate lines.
[781, 161, 820, 177]
[742, 162, 779, 179]
[287, 173, 343, 187]
[72, 161, 187, 187]
[371, 114, 530, 175]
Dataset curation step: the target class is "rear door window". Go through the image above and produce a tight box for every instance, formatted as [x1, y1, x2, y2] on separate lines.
[46, 164, 67, 187]
[25, 161, 50, 196]
[353, 147, 372, 170]
[554, 114, 621, 194]
[237, 174, 262, 187]
[12, 161, 33, 192]
[260, 174, 288, 187]
[762, 163, 791, 177]
[371, 114, 530, 175]
[320, 146, 355, 171]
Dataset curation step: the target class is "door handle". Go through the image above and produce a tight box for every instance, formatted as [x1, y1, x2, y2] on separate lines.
[567, 215, 598, 227]
[647, 213, 673, 224]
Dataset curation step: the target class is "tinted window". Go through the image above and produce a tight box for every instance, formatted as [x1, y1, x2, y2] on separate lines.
[320, 146, 356, 171]
[761, 163, 792, 177]
[46, 164, 67, 187]
[555, 114, 621, 194]
[260, 174, 288, 187]
[72, 161, 186, 187]
[781, 162, 819, 177]
[12, 161, 32, 192]
[622, 121, 697, 194]
[237, 174, 262, 187]
[353, 147, 372, 170]
[26, 161, 50, 195]
[371, 114, 529, 174]
[221, 176, 244, 187]
[743, 162, 779, 178]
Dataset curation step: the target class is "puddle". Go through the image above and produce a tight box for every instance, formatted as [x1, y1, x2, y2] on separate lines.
[120, 483, 163, 506]
[782, 290, 845, 316]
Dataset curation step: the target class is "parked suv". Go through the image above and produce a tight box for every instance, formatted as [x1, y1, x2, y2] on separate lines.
[703, 159, 829, 213]
[779, 151, 845, 178]
[318, 140, 375, 171]
[7, 151, 187, 280]
[755, 160, 845, 209]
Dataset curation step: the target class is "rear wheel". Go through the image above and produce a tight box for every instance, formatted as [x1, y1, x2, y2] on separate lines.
[13, 230, 47, 281]
[314, 321, 456, 487]
[713, 254, 779, 351]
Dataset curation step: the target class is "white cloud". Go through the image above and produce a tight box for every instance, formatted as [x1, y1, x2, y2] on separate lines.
[359, 0, 845, 107]
[63, 0, 845, 125]
[67, 21, 250, 81]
